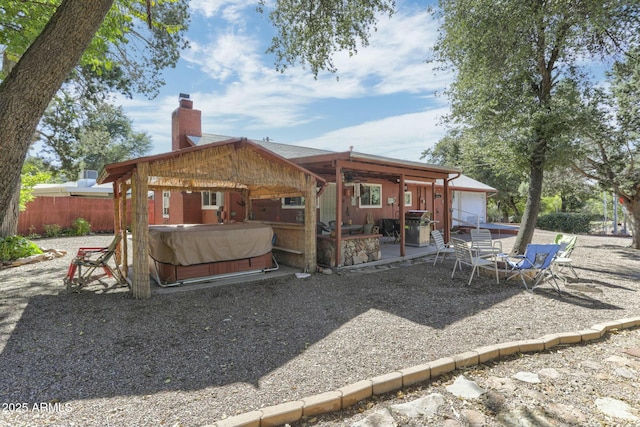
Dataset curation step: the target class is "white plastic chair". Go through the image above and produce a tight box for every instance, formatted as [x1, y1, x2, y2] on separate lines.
[470, 228, 503, 258]
[431, 229, 455, 265]
[451, 237, 499, 286]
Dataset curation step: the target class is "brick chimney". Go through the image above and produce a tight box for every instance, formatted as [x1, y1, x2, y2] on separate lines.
[171, 93, 202, 151]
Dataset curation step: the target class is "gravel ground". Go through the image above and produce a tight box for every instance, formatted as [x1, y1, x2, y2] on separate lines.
[0, 230, 638, 427]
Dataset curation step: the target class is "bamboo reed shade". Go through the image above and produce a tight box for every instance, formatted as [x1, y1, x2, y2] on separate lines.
[145, 143, 309, 197]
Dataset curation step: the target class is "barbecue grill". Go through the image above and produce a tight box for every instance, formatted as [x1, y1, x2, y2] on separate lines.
[405, 210, 435, 247]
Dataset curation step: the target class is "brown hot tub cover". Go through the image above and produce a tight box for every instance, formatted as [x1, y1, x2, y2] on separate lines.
[148, 223, 273, 266]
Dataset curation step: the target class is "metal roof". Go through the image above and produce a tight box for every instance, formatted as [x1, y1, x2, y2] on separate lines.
[190, 134, 336, 159]
[190, 133, 460, 182]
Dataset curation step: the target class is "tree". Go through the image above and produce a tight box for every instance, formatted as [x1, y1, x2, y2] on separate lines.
[422, 128, 526, 222]
[0, 0, 189, 236]
[573, 57, 640, 248]
[432, 0, 640, 253]
[37, 96, 152, 179]
[262, 0, 395, 76]
[542, 168, 592, 213]
[20, 160, 53, 211]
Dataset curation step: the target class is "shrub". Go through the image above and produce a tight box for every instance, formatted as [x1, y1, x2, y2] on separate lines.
[537, 213, 594, 234]
[0, 236, 43, 262]
[43, 223, 62, 238]
[71, 218, 91, 236]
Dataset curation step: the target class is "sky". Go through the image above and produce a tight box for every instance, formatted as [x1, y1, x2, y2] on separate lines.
[118, 0, 452, 162]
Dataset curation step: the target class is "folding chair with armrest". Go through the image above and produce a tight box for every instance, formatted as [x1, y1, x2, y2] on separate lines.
[553, 234, 578, 279]
[470, 228, 503, 258]
[505, 243, 562, 292]
[431, 229, 455, 265]
[451, 237, 499, 286]
[64, 234, 128, 292]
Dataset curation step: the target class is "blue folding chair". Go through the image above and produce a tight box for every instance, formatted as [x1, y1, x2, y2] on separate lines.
[506, 244, 562, 292]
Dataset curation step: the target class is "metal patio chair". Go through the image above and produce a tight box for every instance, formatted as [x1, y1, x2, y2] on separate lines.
[451, 237, 499, 286]
[431, 229, 455, 265]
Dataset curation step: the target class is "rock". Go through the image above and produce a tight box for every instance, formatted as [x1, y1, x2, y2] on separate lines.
[605, 355, 630, 367]
[538, 368, 561, 380]
[461, 409, 486, 427]
[351, 408, 397, 427]
[389, 393, 445, 418]
[481, 390, 507, 413]
[614, 367, 636, 379]
[445, 375, 486, 399]
[595, 397, 638, 421]
[485, 376, 516, 393]
[546, 402, 587, 425]
[497, 406, 555, 427]
[512, 371, 540, 383]
[580, 360, 601, 370]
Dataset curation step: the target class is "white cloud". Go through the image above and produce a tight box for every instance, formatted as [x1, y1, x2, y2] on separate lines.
[189, 0, 256, 23]
[174, 8, 452, 129]
[119, 4, 454, 156]
[295, 105, 450, 161]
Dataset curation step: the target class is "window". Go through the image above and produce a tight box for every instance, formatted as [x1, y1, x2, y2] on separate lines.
[282, 196, 305, 209]
[404, 191, 412, 207]
[202, 191, 224, 209]
[162, 191, 170, 218]
[359, 184, 382, 208]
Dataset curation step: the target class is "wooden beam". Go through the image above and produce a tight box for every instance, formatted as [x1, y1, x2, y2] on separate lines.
[443, 177, 451, 243]
[112, 182, 122, 269]
[399, 175, 406, 257]
[121, 182, 129, 278]
[131, 163, 151, 299]
[335, 159, 449, 181]
[335, 166, 343, 266]
[303, 175, 317, 273]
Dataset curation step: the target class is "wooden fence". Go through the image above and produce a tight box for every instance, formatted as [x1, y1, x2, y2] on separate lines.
[17, 197, 154, 236]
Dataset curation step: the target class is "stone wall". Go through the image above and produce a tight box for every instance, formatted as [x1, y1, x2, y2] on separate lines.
[317, 235, 381, 267]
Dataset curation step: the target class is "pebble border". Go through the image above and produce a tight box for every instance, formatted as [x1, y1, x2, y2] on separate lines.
[210, 317, 640, 427]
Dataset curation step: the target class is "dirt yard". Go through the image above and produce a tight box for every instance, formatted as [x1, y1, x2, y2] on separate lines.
[0, 230, 638, 426]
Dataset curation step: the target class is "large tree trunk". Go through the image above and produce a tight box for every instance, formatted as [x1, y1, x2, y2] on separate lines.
[0, 0, 115, 234]
[512, 143, 546, 254]
[626, 200, 640, 249]
[0, 180, 20, 237]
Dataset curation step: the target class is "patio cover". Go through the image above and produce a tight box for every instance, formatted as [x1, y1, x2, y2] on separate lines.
[98, 137, 325, 299]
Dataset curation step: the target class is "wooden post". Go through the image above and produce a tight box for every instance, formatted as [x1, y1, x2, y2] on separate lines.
[131, 163, 150, 299]
[443, 177, 451, 243]
[335, 167, 343, 267]
[303, 176, 317, 273]
[112, 182, 122, 269]
[120, 182, 129, 277]
[399, 175, 406, 257]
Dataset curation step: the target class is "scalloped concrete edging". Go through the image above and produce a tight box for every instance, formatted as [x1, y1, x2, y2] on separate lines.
[209, 316, 640, 427]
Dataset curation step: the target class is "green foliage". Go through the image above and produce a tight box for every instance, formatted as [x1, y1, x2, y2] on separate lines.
[20, 159, 53, 210]
[262, 0, 395, 76]
[71, 218, 91, 236]
[0, 236, 43, 262]
[540, 195, 562, 216]
[43, 224, 63, 238]
[37, 98, 153, 178]
[432, 0, 640, 251]
[537, 213, 594, 234]
[1, 0, 190, 98]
